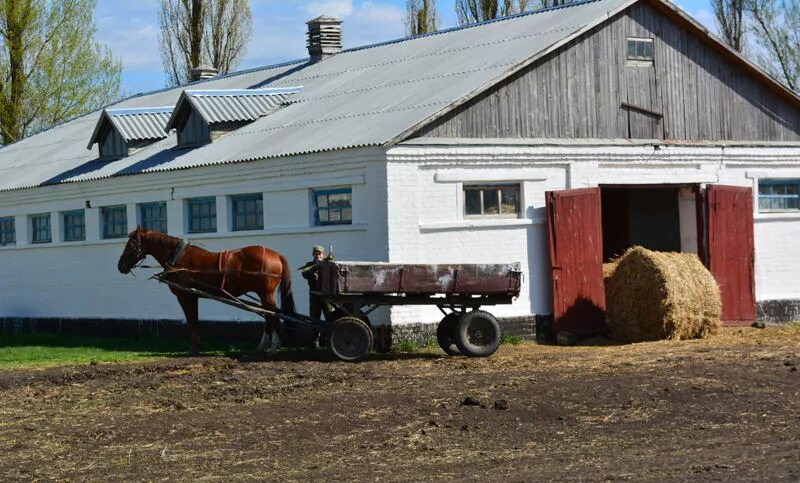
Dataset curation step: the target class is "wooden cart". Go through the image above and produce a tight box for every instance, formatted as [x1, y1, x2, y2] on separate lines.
[154, 261, 522, 362]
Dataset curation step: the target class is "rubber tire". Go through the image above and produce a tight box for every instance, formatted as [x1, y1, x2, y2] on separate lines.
[454, 310, 502, 358]
[327, 316, 373, 362]
[436, 313, 461, 355]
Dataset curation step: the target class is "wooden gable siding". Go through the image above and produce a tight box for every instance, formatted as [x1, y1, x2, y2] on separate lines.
[415, 2, 800, 141]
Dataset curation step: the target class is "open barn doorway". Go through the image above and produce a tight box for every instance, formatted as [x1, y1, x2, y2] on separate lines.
[600, 185, 699, 262]
[546, 184, 755, 340]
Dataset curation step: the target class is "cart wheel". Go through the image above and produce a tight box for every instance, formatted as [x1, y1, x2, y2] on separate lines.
[454, 310, 502, 357]
[328, 317, 373, 362]
[436, 313, 461, 355]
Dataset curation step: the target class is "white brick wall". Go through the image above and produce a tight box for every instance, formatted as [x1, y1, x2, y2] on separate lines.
[386, 141, 800, 325]
[2, 140, 800, 327]
[0, 148, 389, 322]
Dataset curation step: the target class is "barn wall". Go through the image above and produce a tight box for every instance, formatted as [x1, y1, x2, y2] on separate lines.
[416, 2, 800, 142]
[0, 148, 389, 322]
[386, 141, 800, 325]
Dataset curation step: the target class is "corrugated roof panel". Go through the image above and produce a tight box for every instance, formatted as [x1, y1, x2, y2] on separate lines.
[0, 0, 637, 192]
[108, 108, 173, 141]
[185, 90, 294, 124]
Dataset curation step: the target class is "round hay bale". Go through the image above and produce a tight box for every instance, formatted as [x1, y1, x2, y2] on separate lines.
[603, 261, 618, 282]
[605, 246, 721, 343]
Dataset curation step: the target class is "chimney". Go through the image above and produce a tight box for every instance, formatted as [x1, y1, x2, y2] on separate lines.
[306, 16, 342, 63]
[190, 65, 219, 82]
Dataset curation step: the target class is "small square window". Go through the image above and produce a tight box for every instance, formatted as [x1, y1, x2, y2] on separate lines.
[464, 184, 521, 217]
[313, 188, 352, 226]
[758, 180, 800, 212]
[187, 197, 217, 233]
[139, 202, 168, 233]
[231, 194, 264, 231]
[0, 217, 15, 246]
[102, 206, 128, 239]
[63, 210, 85, 242]
[627, 37, 654, 63]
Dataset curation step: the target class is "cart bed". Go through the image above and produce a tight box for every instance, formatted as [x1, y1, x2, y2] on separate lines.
[318, 262, 521, 296]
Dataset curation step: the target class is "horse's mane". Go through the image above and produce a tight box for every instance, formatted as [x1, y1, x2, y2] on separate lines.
[140, 229, 211, 255]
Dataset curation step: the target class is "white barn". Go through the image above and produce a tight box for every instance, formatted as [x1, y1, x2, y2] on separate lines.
[1, 0, 799, 343]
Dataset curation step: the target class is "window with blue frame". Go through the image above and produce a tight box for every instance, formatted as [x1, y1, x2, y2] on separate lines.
[758, 180, 800, 212]
[139, 202, 168, 233]
[31, 213, 52, 243]
[63, 210, 85, 242]
[187, 197, 216, 233]
[0, 217, 15, 246]
[231, 194, 263, 231]
[102, 205, 128, 239]
[313, 188, 352, 225]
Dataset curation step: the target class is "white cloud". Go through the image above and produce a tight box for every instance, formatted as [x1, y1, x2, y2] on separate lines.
[305, 0, 354, 18]
[343, 1, 405, 48]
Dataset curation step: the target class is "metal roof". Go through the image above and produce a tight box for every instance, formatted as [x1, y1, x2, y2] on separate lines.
[6, 0, 775, 192]
[87, 107, 173, 149]
[164, 87, 301, 131]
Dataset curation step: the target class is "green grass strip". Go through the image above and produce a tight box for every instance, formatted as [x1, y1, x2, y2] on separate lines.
[0, 333, 252, 369]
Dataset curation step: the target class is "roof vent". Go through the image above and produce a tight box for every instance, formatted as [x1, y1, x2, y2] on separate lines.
[306, 16, 342, 63]
[190, 65, 219, 82]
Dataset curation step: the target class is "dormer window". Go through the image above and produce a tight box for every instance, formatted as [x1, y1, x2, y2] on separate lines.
[164, 87, 302, 148]
[87, 107, 173, 160]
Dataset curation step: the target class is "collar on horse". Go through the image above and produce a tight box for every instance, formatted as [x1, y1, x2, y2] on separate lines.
[166, 239, 190, 268]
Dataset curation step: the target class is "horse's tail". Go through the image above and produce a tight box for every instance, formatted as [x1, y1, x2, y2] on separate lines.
[279, 254, 296, 316]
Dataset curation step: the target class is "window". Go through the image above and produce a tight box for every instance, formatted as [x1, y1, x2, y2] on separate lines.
[758, 180, 800, 212]
[464, 184, 521, 217]
[231, 194, 263, 231]
[187, 197, 216, 233]
[102, 205, 128, 239]
[139, 202, 168, 233]
[627, 37, 654, 63]
[0, 217, 15, 246]
[31, 213, 52, 243]
[313, 188, 352, 225]
[63, 210, 85, 242]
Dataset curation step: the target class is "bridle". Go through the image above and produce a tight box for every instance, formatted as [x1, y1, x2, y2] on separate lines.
[127, 230, 190, 273]
[127, 230, 147, 272]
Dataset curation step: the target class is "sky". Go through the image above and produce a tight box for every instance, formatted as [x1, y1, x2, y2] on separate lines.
[94, 0, 717, 97]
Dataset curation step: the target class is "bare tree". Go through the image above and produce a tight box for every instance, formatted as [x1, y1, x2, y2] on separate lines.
[158, 0, 253, 86]
[746, 0, 799, 91]
[455, 0, 573, 25]
[406, 0, 439, 36]
[712, 0, 746, 52]
[0, 0, 121, 144]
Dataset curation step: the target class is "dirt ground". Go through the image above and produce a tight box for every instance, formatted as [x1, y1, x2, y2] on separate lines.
[0, 326, 799, 482]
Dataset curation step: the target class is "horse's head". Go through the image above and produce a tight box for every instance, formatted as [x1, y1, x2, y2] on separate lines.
[118, 226, 146, 274]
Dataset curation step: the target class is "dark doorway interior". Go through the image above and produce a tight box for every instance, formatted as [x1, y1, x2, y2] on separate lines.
[601, 187, 681, 261]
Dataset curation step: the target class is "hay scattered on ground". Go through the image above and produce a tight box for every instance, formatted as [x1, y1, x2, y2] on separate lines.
[604, 246, 721, 342]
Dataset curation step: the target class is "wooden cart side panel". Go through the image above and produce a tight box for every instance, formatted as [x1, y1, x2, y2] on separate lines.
[319, 262, 521, 296]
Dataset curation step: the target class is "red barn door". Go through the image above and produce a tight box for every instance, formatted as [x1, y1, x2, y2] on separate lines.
[546, 188, 606, 338]
[705, 185, 756, 325]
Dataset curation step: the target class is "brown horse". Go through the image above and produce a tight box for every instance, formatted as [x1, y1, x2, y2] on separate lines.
[117, 227, 295, 355]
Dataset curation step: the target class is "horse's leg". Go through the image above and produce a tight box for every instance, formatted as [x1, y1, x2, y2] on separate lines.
[256, 286, 281, 353]
[256, 326, 271, 352]
[176, 293, 200, 355]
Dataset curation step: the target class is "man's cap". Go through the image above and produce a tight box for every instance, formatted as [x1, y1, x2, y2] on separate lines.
[313, 245, 325, 253]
